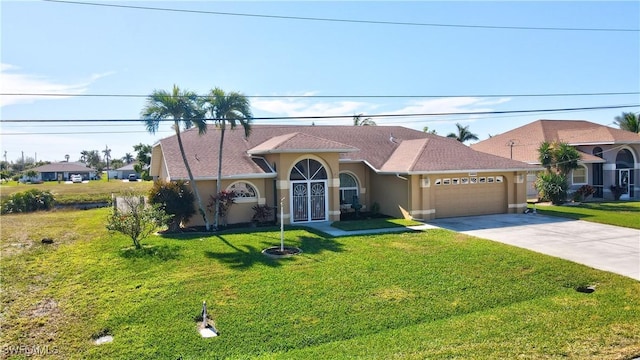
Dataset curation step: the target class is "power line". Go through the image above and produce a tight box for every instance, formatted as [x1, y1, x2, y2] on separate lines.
[0, 104, 623, 131]
[42, 0, 640, 33]
[2, 91, 639, 99]
[1, 104, 638, 124]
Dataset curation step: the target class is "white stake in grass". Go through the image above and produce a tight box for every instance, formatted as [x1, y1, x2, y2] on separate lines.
[199, 301, 218, 338]
[280, 197, 285, 252]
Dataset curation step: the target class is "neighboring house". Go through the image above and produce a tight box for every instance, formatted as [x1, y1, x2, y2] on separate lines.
[471, 120, 640, 200]
[31, 162, 97, 182]
[150, 125, 540, 226]
[115, 163, 141, 180]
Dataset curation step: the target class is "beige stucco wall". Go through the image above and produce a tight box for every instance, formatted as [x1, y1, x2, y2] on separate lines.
[369, 173, 410, 219]
[180, 178, 273, 227]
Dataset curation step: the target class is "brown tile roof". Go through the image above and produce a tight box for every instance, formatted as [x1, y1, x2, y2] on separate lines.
[248, 132, 358, 154]
[32, 162, 95, 173]
[471, 120, 640, 163]
[155, 125, 539, 180]
[577, 151, 606, 164]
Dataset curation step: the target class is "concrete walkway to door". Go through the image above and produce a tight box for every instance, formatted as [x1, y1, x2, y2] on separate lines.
[427, 214, 640, 281]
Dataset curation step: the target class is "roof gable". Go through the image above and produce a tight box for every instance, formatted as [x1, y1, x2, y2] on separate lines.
[472, 119, 640, 163]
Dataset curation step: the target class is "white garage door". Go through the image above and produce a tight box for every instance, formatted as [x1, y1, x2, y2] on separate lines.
[434, 178, 507, 218]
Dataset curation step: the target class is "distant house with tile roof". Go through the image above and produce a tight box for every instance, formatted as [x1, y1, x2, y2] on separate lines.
[150, 125, 541, 226]
[471, 120, 640, 200]
[115, 163, 141, 180]
[31, 162, 97, 182]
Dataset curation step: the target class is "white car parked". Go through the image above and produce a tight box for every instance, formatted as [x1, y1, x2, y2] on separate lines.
[70, 174, 83, 183]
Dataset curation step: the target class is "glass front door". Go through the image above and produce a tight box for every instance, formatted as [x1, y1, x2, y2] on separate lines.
[289, 159, 328, 223]
[291, 181, 327, 222]
[619, 169, 630, 198]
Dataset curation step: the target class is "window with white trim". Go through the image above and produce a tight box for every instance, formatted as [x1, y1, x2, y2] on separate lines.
[339, 173, 359, 205]
[228, 182, 257, 201]
[572, 166, 587, 185]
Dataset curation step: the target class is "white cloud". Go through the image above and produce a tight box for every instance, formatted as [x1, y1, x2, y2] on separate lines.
[387, 97, 510, 116]
[250, 94, 512, 128]
[0, 64, 114, 107]
[252, 95, 377, 125]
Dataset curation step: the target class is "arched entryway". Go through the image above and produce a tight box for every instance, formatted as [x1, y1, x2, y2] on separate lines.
[290, 159, 328, 222]
[615, 149, 635, 199]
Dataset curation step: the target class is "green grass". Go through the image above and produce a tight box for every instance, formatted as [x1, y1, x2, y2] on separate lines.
[330, 218, 423, 231]
[0, 180, 152, 204]
[530, 201, 640, 229]
[1, 208, 639, 359]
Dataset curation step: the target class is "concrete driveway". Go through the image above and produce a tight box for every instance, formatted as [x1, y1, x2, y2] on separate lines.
[427, 214, 640, 281]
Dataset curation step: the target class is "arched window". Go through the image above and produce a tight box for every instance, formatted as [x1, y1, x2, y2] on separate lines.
[289, 159, 327, 180]
[227, 182, 257, 202]
[572, 165, 587, 185]
[339, 173, 359, 205]
[616, 149, 634, 169]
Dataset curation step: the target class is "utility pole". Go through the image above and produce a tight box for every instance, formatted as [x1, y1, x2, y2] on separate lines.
[507, 140, 516, 159]
[104, 145, 111, 182]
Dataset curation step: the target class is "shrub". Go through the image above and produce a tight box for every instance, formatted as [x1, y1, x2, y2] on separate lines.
[610, 185, 625, 201]
[1, 189, 55, 214]
[148, 180, 195, 232]
[207, 190, 237, 227]
[251, 204, 274, 224]
[535, 172, 568, 205]
[573, 185, 596, 202]
[106, 193, 171, 249]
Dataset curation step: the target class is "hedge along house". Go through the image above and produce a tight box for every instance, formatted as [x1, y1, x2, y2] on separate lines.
[149, 125, 541, 226]
[471, 120, 640, 200]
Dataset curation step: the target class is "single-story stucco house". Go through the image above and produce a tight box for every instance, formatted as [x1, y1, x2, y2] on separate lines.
[150, 125, 541, 226]
[471, 120, 640, 200]
[30, 162, 97, 182]
[115, 163, 141, 180]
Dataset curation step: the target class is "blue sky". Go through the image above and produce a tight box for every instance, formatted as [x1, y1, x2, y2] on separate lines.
[1, 1, 639, 163]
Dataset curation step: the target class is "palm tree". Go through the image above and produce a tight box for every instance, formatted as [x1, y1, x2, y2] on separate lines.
[201, 87, 253, 230]
[554, 142, 580, 176]
[538, 141, 553, 171]
[64, 154, 70, 162]
[422, 126, 437, 134]
[446, 123, 479, 143]
[353, 113, 376, 126]
[614, 112, 640, 133]
[141, 85, 211, 230]
[122, 153, 134, 164]
[102, 145, 111, 182]
[80, 150, 89, 163]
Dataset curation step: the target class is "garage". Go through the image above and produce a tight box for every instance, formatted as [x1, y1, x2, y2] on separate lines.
[433, 176, 508, 218]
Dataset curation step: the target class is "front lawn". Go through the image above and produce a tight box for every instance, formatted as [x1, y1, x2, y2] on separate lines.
[530, 201, 640, 229]
[0, 179, 152, 204]
[331, 218, 422, 231]
[1, 208, 639, 359]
